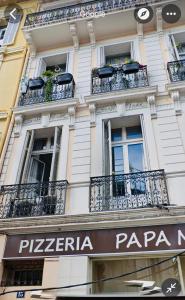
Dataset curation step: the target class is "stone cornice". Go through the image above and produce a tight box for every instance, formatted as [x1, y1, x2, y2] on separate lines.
[1, 206, 185, 235]
[13, 98, 79, 117]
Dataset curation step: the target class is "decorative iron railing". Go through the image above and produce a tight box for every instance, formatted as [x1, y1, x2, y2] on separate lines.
[19, 80, 75, 106]
[0, 180, 68, 218]
[167, 59, 185, 82]
[90, 170, 169, 212]
[24, 0, 164, 27]
[91, 65, 149, 94]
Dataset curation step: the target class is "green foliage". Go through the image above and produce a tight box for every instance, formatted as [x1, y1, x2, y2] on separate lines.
[124, 58, 138, 64]
[42, 70, 56, 102]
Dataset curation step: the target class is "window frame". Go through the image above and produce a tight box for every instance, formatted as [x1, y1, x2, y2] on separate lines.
[111, 126, 146, 174]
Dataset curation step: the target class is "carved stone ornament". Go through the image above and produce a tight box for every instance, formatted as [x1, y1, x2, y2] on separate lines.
[69, 24, 79, 50]
[89, 103, 96, 127]
[147, 95, 157, 119]
[171, 91, 182, 116]
[96, 105, 117, 114]
[68, 106, 76, 129]
[116, 103, 126, 117]
[14, 115, 23, 137]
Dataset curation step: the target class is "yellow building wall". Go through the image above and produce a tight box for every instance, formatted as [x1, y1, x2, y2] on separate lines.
[0, 0, 38, 157]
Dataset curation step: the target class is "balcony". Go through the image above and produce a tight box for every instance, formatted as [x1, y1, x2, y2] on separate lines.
[91, 65, 149, 95]
[0, 180, 68, 219]
[19, 80, 75, 107]
[167, 59, 185, 83]
[24, 0, 155, 27]
[23, 0, 170, 50]
[90, 170, 169, 212]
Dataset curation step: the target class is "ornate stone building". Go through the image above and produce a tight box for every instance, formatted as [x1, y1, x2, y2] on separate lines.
[1, 0, 185, 298]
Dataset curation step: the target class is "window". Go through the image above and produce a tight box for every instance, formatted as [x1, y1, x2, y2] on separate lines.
[0, 15, 22, 46]
[170, 32, 185, 60]
[39, 53, 68, 76]
[104, 117, 146, 198]
[111, 124, 144, 175]
[92, 257, 180, 295]
[101, 42, 133, 67]
[2, 260, 43, 286]
[18, 127, 62, 184]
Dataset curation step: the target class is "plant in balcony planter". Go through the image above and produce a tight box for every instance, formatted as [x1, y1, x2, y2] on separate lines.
[56, 72, 73, 85]
[122, 58, 140, 75]
[42, 70, 55, 102]
[28, 77, 45, 90]
[97, 65, 115, 79]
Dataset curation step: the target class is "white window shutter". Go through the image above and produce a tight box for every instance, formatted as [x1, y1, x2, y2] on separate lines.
[103, 120, 112, 176]
[97, 46, 105, 67]
[21, 130, 35, 183]
[3, 15, 22, 45]
[49, 127, 61, 181]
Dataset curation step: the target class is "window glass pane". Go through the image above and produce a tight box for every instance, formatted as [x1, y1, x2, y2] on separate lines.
[111, 128, 122, 141]
[128, 143, 143, 172]
[106, 53, 131, 66]
[126, 126, 142, 139]
[112, 146, 124, 174]
[93, 258, 180, 295]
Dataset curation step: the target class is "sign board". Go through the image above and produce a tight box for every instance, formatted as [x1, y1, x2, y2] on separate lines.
[16, 291, 25, 298]
[4, 223, 185, 258]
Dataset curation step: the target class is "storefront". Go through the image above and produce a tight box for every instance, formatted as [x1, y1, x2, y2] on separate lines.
[2, 223, 185, 296]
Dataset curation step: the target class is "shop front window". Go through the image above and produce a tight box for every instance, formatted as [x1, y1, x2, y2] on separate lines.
[93, 257, 180, 296]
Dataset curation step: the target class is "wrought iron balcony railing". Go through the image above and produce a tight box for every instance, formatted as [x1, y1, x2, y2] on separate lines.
[91, 65, 149, 94]
[19, 80, 75, 106]
[90, 170, 169, 212]
[167, 59, 185, 83]
[24, 0, 163, 27]
[0, 180, 68, 218]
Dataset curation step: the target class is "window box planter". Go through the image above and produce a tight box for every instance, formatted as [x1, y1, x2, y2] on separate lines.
[123, 62, 140, 74]
[97, 66, 115, 79]
[56, 73, 73, 85]
[28, 77, 45, 90]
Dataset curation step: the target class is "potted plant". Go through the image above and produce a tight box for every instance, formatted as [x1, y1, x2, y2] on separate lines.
[28, 77, 45, 90]
[42, 70, 55, 101]
[122, 58, 140, 74]
[97, 65, 115, 79]
[56, 72, 73, 85]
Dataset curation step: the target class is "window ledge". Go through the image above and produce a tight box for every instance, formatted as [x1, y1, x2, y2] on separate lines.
[85, 86, 158, 105]
[13, 97, 79, 117]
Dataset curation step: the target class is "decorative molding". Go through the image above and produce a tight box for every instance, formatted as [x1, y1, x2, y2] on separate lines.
[68, 106, 76, 129]
[147, 95, 157, 119]
[69, 23, 79, 50]
[41, 113, 50, 127]
[23, 31, 36, 56]
[23, 116, 41, 125]
[171, 90, 182, 116]
[126, 102, 146, 110]
[156, 7, 163, 36]
[14, 115, 23, 137]
[87, 20, 96, 47]
[96, 105, 117, 114]
[89, 103, 96, 127]
[116, 103, 126, 116]
[50, 113, 68, 121]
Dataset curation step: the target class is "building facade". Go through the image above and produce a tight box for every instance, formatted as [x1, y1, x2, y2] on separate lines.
[1, 0, 185, 298]
[0, 0, 38, 164]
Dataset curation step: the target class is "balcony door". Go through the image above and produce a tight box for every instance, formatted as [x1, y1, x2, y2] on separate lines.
[103, 118, 147, 201]
[17, 127, 62, 185]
